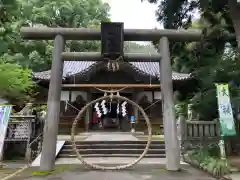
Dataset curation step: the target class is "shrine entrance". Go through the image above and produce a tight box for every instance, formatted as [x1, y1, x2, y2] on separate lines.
[20, 22, 202, 171]
[90, 93, 132, 131]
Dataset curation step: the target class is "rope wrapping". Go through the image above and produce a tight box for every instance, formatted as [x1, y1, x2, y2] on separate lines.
[2, 133, 43, 180]
[71, 94, 152, 170]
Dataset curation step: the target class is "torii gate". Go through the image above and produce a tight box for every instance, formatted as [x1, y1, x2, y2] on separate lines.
[20, 24, 202, 172]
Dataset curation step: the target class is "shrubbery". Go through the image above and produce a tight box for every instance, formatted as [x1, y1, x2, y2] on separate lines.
[183, 145, 230, 178]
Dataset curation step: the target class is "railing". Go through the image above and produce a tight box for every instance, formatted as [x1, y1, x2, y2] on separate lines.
[28, 133, 43, 161]
[186, 120, 219, 140]
[178, 116, 220, 154]
[178, 116, 220, 141]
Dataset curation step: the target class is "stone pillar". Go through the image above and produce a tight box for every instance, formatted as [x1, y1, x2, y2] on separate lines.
[178, 115, 186, 146]
[178, 114, 188, 155]
[159, 37, 181, 171]
[40, 35, 64, 171]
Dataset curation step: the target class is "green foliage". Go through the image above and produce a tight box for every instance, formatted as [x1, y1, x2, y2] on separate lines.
[145, 0, 240, 120]
[32, 171, 53, 176]
[0, 57, 35, 102]
[186, 147, 230, 178]
[1, 0, 110, 71]
[124, 42, 157, 53]
[175, 102, 187, 117]
[31, 164, 80, 176]
[146, 0, 199, 29]
[33, 105, 47, 112]
[0, 0, 110, 102]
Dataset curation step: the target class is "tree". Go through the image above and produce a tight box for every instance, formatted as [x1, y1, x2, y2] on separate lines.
[0, 0, 110, 102]
[124, 42, 157, 53]
[0, 58, 35, 103]
[1, 0, 110, 72]
[144, 0, 240, 120]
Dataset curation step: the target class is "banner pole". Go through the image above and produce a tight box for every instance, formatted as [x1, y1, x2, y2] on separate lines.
[215, 83, 235, 165]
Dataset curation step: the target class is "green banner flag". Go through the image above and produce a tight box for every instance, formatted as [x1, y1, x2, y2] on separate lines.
[216, 84, 236, 136]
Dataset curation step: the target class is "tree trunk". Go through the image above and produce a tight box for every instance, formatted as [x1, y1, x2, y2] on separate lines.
[228, 0, 240, 50]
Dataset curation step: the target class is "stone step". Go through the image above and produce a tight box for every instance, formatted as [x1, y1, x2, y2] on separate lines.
[64, 140, 164, 145]
[63, 144, 165, 149]
[58, 153, 166, 158]
[59, 139, 166, 159]
[60, 148, 166, 154]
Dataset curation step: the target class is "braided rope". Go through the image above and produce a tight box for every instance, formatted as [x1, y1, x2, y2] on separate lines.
[2, 134, 43, 180]
[2, 165, 29, 180]
[94, 87, 126, 94]
[71, 94, 152, 170]
[2, 95, 152, 178]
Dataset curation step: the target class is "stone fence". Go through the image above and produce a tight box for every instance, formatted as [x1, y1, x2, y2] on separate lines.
[178, 116, 220, 152]
[178, 117, 220, 141]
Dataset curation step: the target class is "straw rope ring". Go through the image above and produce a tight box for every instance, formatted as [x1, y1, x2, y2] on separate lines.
[71, 94, 152, 170]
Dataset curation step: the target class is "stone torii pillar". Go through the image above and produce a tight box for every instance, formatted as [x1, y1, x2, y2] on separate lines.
[40, 35, 64, 171]
[159, 37, 180, 171]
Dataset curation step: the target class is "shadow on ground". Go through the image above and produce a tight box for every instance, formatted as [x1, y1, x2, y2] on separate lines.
[0, 164, 217, 180]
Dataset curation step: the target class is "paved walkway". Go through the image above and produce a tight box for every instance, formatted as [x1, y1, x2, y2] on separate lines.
[22, 165, 215, 180]
[84, 132, 138, 141]
[9, 132, 229, 179]
[51, 133, 215, 179]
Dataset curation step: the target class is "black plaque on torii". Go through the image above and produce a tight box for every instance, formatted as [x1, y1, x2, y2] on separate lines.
[101, 22, 124, 60]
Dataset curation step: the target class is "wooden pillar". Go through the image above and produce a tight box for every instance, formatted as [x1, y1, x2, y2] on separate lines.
[132, 90, 139, 123]
[85, 92, 91, 131]
[159, 37, 180, 171]
[40, 35, 64, 171]
[69, 91, 72, 102]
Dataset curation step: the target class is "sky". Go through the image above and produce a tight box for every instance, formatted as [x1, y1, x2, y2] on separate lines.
[102, 0, 200, 44]
[103, 0, 162, 29]
[102, 0, 200, 29]
[102, 0, 162, 44]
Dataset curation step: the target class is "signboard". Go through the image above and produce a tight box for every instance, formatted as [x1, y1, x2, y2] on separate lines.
[10, 121, 29, 139]
[0, 105, 12, 159]
[216, 84, 236, 136]
[130, 116, 135, 123]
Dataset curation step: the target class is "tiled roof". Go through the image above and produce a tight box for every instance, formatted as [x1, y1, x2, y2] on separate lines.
[33, 61, 191, 81]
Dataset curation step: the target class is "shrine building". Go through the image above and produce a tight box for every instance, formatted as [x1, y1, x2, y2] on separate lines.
[33, 60, 195, 134]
